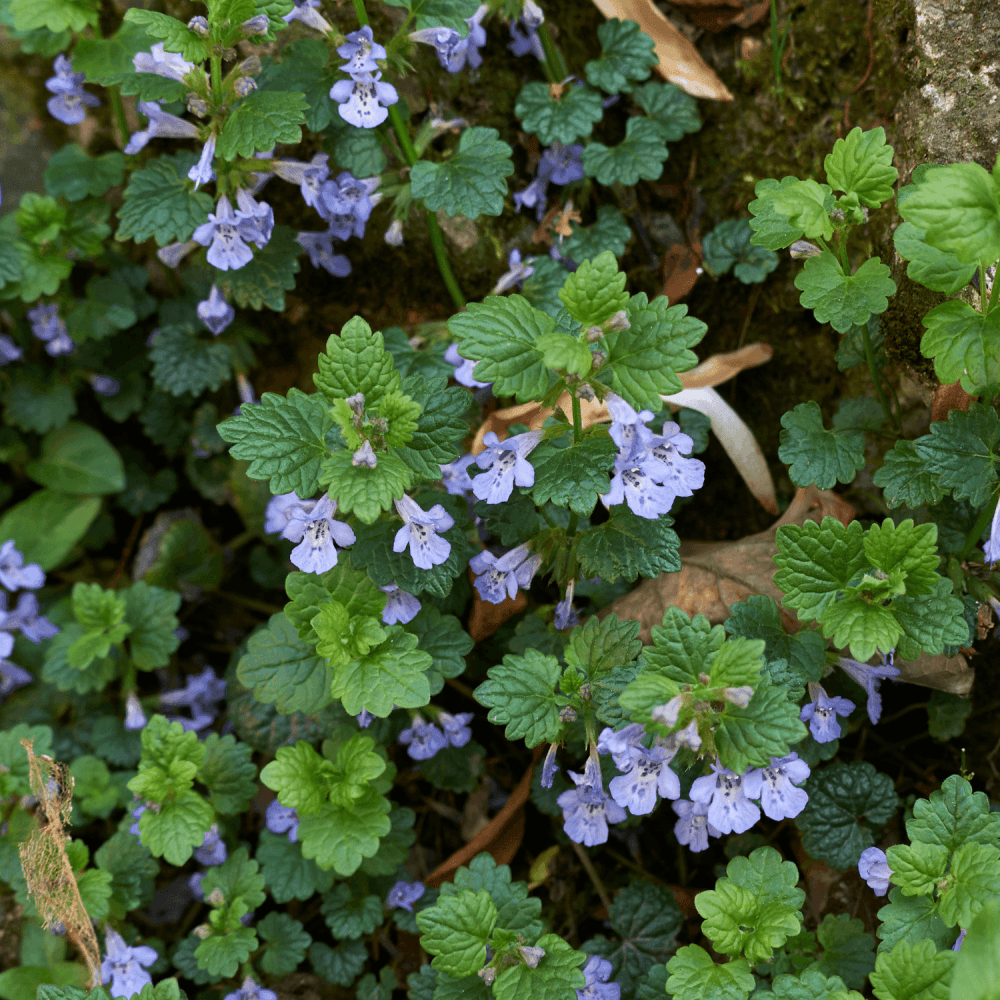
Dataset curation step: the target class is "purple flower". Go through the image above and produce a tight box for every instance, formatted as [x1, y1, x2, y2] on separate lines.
[470, 542, 542, 604]
[124, 693, 147, 732]
[380, 583, 421, 625]
[330, 72, 398, 129]
[27, 303, 74, 357]
[223, 977, 279, 1000]
[133, 44, 195, 82]
[800, 684, 855, 743]
[160, 666, 226, 731]
[235, 188, 274, 247]
[0, 591, 57, 642]
[557, 755, 626, 846]
[129, 802, 145, 838]
[508, 18, 544, 60]
[283, 0, 333, 32]
[689, 763, 760, 835]
[0, 659, 32, 699]
[270, 153, 331, 213]
[512, 173, 549, 220]
[953, 928, 967, 952]
[601, 456, 676, 519]
[124, 101, 201, 155]
[90, 374, 121, 397]
[984, 500, 1000, 566]
[606, 393, 655, 461]
[410, 5, 487, 73]
[577, 954, 620, 1000]
[196, 284, 235, 335]
[296, 231, 352, 277]
[188, 135, 217, 190]
[0, 541, 44, 591]
[672, 798, 720, 853]
[440, 454, 477, 495]
[399, 715, 447, 760]
[157, 240, 199, 269]
[265, 800, 299, 842]
[838, 655, 900, 725]
[100, 929, 157, 999]
[384, 220, 404, 246]
[555, 584, 579, 631]
[45, 54, 100, 125]
[393, 494, 454, 570]
[439, 711, 474, 748]
[596, 724, 646, 771]
[356, 709, 373, 728]
[0, 334, 21, 366]
[743, 753, 810, 821]
[541, 743, 559, 788]
[609, 745, 680, 816]
[858, 846, 892, 896]
[492, 249, 535, 294]
[281, 494, 356, 574]
[645, 423, 706, 499]
[338, 25, 386, 77]
[319, 172, 380, 239]
[195, 824, 227, 866]
[472, 430, 542, 504]
[264, 492, 316, 535]
[542, 141, 585, 185]
[191, 194, 255, 271]
[386, 880, 425, 911]
[444, 343, 491, 389]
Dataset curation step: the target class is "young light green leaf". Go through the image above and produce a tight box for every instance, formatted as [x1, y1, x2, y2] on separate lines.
[514, 81, 605, 145]
[795, 253, 897, 334]
[410, 127, 514, 219]
[314, 316, 401, 405]
[876, 889, 953, 955]
[869, 938, 956, 1000]
[493, 935, 586, 1000]
[906, 775, 1000, 854]
[715, 677, 808, 773]
[217, 90, 308, 160]
[442, 853, 544, 938]
[261, 741, 334, 815]
[885, 843, 949, 897]
[824, 127, 898, 208]
[937, 841, 1000, 929]
[415, 888, 498, 978]
[768, 179, 836, 241]
[559, 250, 629, 327]
[585, 17, 657, 94]
[198, 733, 257, 815]
[749, 176, 815, 250]
[893, 221, 977, 295]
[919, 300, 1000, 395]
[950, 897, 1000, 1000]
[320, 450, 413, 524]
[474, 648, 563, 747]
[10, 0, 98, 33]
[778, 401, 866, 490]
[137, 790, 214, 866]
[582, 118, 669, 186]
[665, 945, 754, 1000]
[863, 519, 940, 596]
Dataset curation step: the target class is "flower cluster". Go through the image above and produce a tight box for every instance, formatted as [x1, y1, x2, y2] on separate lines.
[27, 303, 74, 356]
[601, 394, 706, 519]
[101, 929, 157, 999]
[330, 25, 399, 128]
[159, 665, 227, 732]
[399, 711, 473, 761]
[0, 542, 54, 699]
[513, 142, 584, 221]
[264, 492, 357, 575]
[470, 542, 542, 604]
[45, 54, 99, 125]
[265, 799, 300, 842]
[800, 683, 855, 742]
[410, 5, 488, 74]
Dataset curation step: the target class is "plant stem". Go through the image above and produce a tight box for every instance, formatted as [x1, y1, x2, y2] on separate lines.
[988, 263, 1000, 316]
[210, 54, 223, 107]
[959, 495, 998, 561]
[571, 392, 583, 445]
[93, 25, 130, 148]
[536, 22, 565, 83]
[862, 316, 896, 429]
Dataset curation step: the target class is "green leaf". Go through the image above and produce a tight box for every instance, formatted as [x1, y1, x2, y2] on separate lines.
[893, 579, 970, 661]
[937, 842, 1000, 929]
[583, 117, 669, 186]
[194, 923, 258, 979]
[749, 177, 814, 250]
[824, 127, 897, 208]
[876, 889, 953, 955]
[892, 221, 976, 295]
[65, 276, 139, 344]
[576, 508, 681, 583]
[773, 517, 867, 621]
[297, 789, 392, 874]
[529, 433, 616, 516]
[696, 847, 805, 963]
[906, 775, 1000, 854]
[138, 790, 213, 866]
[237, 613, 332, 715]
[515, 80, 605, 145]
[328, 125, 386, 176]
[448, 295, 553, 402]
[410, 127, 513, 219]
[122, 8, 208, 60]
[927, 691, 971, 741]
[666, 945, 754, 1000]
[23, 423, 123, 498]
[320, 450, 413, 524]
[807, 913, 876, 991]
[94, 830, 158, 921]
[216, 90, 308, 160]
[259, 39, 337, 131]
[394, 375, 469, 478]
[3, 368, 77, 434]
[864, 519, 940, 596]
[474, 648, 562, 748]
[211, 223, 301, 312]
[869, 938, 956, 1000]
[714, 677, 808, 773]
[632, 81, 701, 141]
[442, 853, 544, 938]
[321, 883, 383, 939]
[116, 152, 214, 246]
[0, 489, 100, 572]
[329, 627, 432, 716]
[261, 741, 335, 816]
[595, 291, 704, 409]
[407, 605, 473, 695]
[873, 441, 947, 509]
[121, 581, 180, 670]
[768, 179, 836, 241]
[9, 0, 97, 32]
[778, 401, 865, 490]
[150, 323, 232, 397]
[198, 733, 257, 815]
[911, 402, 1000, 508]
[795, 253, 896, 334]
[201, 846, 266, 909]
[312, 601, 385, 664]
[795, 761, 899, 870]
[563, 204, 632, 262]
[217, 389, 332, 498]
[701, 218, 780, 284]
[416, 888, 498, 978]
[565, 613, 642, 679]
[583, 882, 682, 999]
[585, 17, 657, 93]
[314, 316, 401, 405]
[885, 842, 950, 897]
[381, 0, 480, 33]
[559, 250, 629, 328]
[920, 299, 1000, 395]
[493, 935, 586, 1000]
[897, 158, 1000, 267]
[310, 939, 367, 987]
[359, 802, 416, 876]
[71, 21, 185, 100]
[258, 912, 311, 976]
[535, 331, 594, 376]
[143, 518, 225, 591]
[950, 897, 1000, 1000]
[44, 145, 125, 203]
[256, 829, 335, 903]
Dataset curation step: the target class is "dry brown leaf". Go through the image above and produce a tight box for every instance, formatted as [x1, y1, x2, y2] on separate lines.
[930, 381, 977, 423]
[662, 241, 703, 303]
[602, 485, 855, 641]
[590, 0, 734, 100]
[895, 651, 974, 697]
[669, 0, 770, 31]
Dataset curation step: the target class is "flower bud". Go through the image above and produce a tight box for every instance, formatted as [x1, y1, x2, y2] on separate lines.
[187, 96, 211, 118]
[523, 0, 545, 27]
[519, 945, 545, 968]
[384, 220, 404, 246]
[585, 325, 603, 342]
[188, 15, 209, 35]
[206, 888, 225, 907]
[193, 924, 213, 939]
[651, 694, 684, 727]
[478, 967, 496, 986]
[237, 55, 262, 76]
[722, 685, 754, 708]
[234, 77, 257, 97]
[606, 309, 629, 331]
[346, 392, 366, 416]
[240, 15, 269, 36]
[352, 441, 378, 468]
[789, 240, 821, 259]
